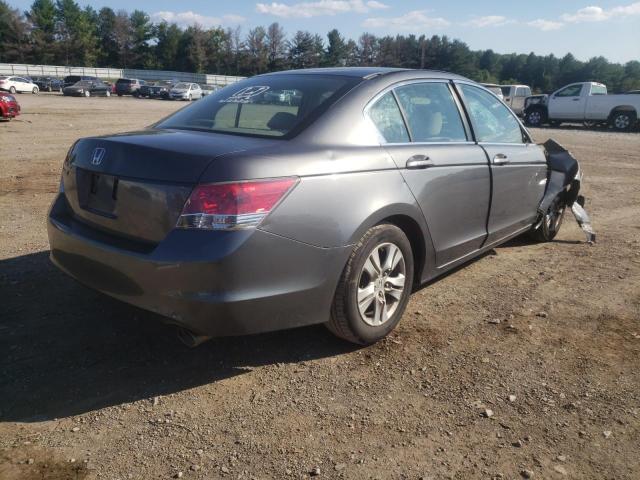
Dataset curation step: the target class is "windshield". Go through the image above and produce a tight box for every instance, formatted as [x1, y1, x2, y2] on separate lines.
[173, 83, 189, 89]
[157, 74, 359, 138]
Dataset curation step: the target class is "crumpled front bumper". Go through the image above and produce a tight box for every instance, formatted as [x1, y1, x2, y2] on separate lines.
[47, 193, 351, 336]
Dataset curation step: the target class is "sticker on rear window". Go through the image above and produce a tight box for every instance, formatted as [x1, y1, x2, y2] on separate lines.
[219, 86, 270, 104]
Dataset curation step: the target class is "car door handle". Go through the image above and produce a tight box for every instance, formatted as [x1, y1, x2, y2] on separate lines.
[406, 155, 433, 169]
[492, 153, 510, 165]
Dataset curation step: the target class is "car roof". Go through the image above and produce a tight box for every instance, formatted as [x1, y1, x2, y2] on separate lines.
[261, 67, 468, 81]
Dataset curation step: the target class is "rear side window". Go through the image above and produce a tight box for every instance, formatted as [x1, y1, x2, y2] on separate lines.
[157, 75, 358, 138]
[459, 84, 524, 144]
[515, 87, 531, 97]
[590, 84, 607, 95]
[367, 92, 410, 143]
[395, 83, 467, 142]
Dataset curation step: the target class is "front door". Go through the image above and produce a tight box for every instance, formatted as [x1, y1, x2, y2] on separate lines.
[367, 81, 491, 268]
[457, 83, 548, 244]
[548, 83, 586, 120]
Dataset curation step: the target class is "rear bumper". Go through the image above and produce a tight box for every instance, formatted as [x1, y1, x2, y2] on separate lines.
[47, 193, 350, 336]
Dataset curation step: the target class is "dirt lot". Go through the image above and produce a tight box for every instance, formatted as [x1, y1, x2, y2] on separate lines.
[1, 93, 639, 480]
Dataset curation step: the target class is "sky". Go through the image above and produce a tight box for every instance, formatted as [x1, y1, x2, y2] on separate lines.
[10, 0, 640, 63]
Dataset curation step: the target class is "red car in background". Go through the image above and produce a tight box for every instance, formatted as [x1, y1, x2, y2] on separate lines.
[0, 92, 20, 120]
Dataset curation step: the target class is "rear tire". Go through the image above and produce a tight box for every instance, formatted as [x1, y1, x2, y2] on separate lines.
[327, 224, 414, 345]
[84, 90, 90, 97]
[32, 87, 39, 94]
[610, 110, 636, 132]
[9, 86, 16, 94]
[529, 195, 566, 242]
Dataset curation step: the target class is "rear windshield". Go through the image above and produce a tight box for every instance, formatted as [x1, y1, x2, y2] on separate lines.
[157, 74, 359, 138]
[117, 79, 132, 85]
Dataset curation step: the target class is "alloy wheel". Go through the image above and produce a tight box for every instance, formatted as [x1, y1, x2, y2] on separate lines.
[545, 198, 565, 236]
[614, 113, 630, 130]
[357, 242, 406, 327]
[528, 111, 541, 126]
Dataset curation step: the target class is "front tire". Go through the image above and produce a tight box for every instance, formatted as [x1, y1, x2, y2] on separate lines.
[105, 90, 110, 97]
[32, 87, 39, 94]
[529, 195, 566, 242]
[327, 224, 414, 345]
[84, 90, 90, 97]
[525, 108, 546, 127]
[9, 86, 16, 94]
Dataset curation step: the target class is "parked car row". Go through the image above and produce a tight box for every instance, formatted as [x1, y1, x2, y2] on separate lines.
[1, 75, 219, 102]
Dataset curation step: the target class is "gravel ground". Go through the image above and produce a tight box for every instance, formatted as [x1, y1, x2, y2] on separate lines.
[1, 93, 639, 480]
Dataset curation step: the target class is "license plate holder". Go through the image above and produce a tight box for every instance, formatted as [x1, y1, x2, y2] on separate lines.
[78, 169, 118, 217]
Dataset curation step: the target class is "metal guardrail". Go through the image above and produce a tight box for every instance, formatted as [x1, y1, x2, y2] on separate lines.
[0, 63, 245, 86]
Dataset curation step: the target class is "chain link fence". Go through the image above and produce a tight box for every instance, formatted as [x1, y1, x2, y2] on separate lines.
[0, 63, 245, 87]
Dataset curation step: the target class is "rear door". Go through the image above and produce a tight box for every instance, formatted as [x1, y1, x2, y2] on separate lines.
[548, 83, 586, 120]
[367, 81, 491, 268]
[457, 83, 547, 244]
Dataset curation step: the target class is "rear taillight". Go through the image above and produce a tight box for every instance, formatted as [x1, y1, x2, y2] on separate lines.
[176, 177, 298, 230]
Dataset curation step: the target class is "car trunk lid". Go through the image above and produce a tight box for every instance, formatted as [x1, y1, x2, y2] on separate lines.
[62, 129, 277, 244]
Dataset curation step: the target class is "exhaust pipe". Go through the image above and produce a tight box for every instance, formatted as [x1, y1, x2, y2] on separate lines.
[177, 327, 212, 348]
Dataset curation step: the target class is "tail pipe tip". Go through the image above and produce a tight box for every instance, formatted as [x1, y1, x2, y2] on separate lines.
[177, 327, 212, 348]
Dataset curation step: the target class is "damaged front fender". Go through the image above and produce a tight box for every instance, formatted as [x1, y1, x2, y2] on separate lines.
[537, 139, 596, 243]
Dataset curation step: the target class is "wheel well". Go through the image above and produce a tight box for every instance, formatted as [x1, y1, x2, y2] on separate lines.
[381, 215, 426, 287]
[610, 106, 637, 118]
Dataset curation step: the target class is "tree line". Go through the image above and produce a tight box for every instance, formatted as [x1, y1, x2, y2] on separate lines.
[1, 0, 639, 92]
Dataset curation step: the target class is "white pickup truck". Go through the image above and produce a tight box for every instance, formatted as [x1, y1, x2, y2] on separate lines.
[524, 82, 640, 131]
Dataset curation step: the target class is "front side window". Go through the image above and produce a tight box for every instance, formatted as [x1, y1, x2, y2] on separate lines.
[394, 82, 467, 142]
[158, 75, 358, 138]
[459, 84, 524, 144]
[367, 92, 410, 143]
[556, 84, 583, 97]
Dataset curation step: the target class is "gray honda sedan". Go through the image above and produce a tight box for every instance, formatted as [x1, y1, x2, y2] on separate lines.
[47, 68, 564, 346]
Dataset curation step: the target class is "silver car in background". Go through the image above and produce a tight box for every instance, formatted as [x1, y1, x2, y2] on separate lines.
[48, 68, 580, 346]
[169, 82, 203, 101]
